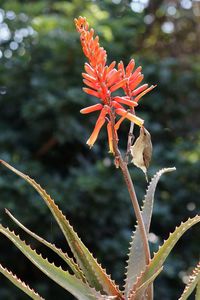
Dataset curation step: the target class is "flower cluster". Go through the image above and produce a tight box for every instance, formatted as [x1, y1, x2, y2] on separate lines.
[75, 16, 155, 153]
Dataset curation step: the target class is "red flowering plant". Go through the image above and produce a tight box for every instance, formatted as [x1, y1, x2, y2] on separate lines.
[75, 16, 155, 153]
[0, 17, 199, 300]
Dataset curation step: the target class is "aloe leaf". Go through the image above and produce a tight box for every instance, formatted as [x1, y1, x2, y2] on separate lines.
[0, 263, 44, 300]
[128, 267, 163, 300]
[125, 167, 176, 295]
[178, 261, 200, 300]
[0, 225, 102, 300]
[5, 209, 85, 282]
[129, 216, 200, 299]
[195, 279, 200, 300]
[0, 160, 122, 298]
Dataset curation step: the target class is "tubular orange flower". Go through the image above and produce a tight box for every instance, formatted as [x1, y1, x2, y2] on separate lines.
[116, 108, 144, 127]
[117, 61, 156, 103]
[107, 122, 114, 154]
[113, 97, 138, 108]
[134, 85, 157, 102]
[86, 107, 108, 148]
[75, 16, 155, 152]
[80, 104, 103, 114]
[83, 87, 100, 98]
[131, 84, 149, 96]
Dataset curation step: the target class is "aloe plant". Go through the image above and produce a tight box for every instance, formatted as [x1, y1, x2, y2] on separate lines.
[0, 17, 199, 300]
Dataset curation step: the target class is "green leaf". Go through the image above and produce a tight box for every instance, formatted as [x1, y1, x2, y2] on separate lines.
[125, 167, 175, 296]
[5, 209, 85, 282]
[129, 216, 200, 299]
[0, 263, 44, 300]
[196, 279, 200, 300]
[0, 225, 101, 300]
[178, 261, 200, 300]
[0, 160, 122, 299]
[128, 267, 163, 300]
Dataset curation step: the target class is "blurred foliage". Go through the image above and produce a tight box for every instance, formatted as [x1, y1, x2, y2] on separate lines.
[0, 0, 199, 299]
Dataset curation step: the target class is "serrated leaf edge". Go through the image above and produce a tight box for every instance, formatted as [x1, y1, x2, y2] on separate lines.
[124, 167, 176, 295]
[127, 216, 200, 298]
[0, 224, 102, 300]
[195, 279, 200, 300]
[0, 263, 45, 300]
[128, 267, 163, 300]
[178, 261, 200, 300]
[5, 208, 86, 282]
[0, 160, 122, 298]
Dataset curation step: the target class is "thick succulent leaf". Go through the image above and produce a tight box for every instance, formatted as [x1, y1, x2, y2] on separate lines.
[125, 167, 176, 295]
[140, 167, 176, 230]
[0, 160, 122, 298]
[5, 209, 85, 282]
[128, 267, 163, 300]
[0, 225, 102, 300]
[178, 261, 200, 300]
[196, 280, 200, 300]
[0, 263, 44, 300]
[99, 297, 119, 300]
[129, 216, 200, 299]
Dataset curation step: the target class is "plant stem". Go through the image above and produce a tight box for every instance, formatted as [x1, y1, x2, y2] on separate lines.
[110, 109, 153, 299]
[125, 108, 135, 164]
[109, 111, 150, 266]
[118, 158, 153, 300]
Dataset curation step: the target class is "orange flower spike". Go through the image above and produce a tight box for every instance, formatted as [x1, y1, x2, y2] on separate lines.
[75, 17, 107, 68]
[74, 17, 89, 32]
[75, 17, 156, 149]
[86, 108, 108, 148]
[116, 108, 144, 127]
[80, 103, 103, 114]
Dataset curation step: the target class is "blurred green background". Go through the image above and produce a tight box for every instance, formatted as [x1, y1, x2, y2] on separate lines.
[0, 0, 199, 299]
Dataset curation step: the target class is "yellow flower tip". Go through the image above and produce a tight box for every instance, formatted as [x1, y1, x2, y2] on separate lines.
[137, 117, 144, 127]
[86, 140, 93, 149]
[108, 149, 114, 155]
[116, 108, 144, 127]
[74, 16, 89, 32]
